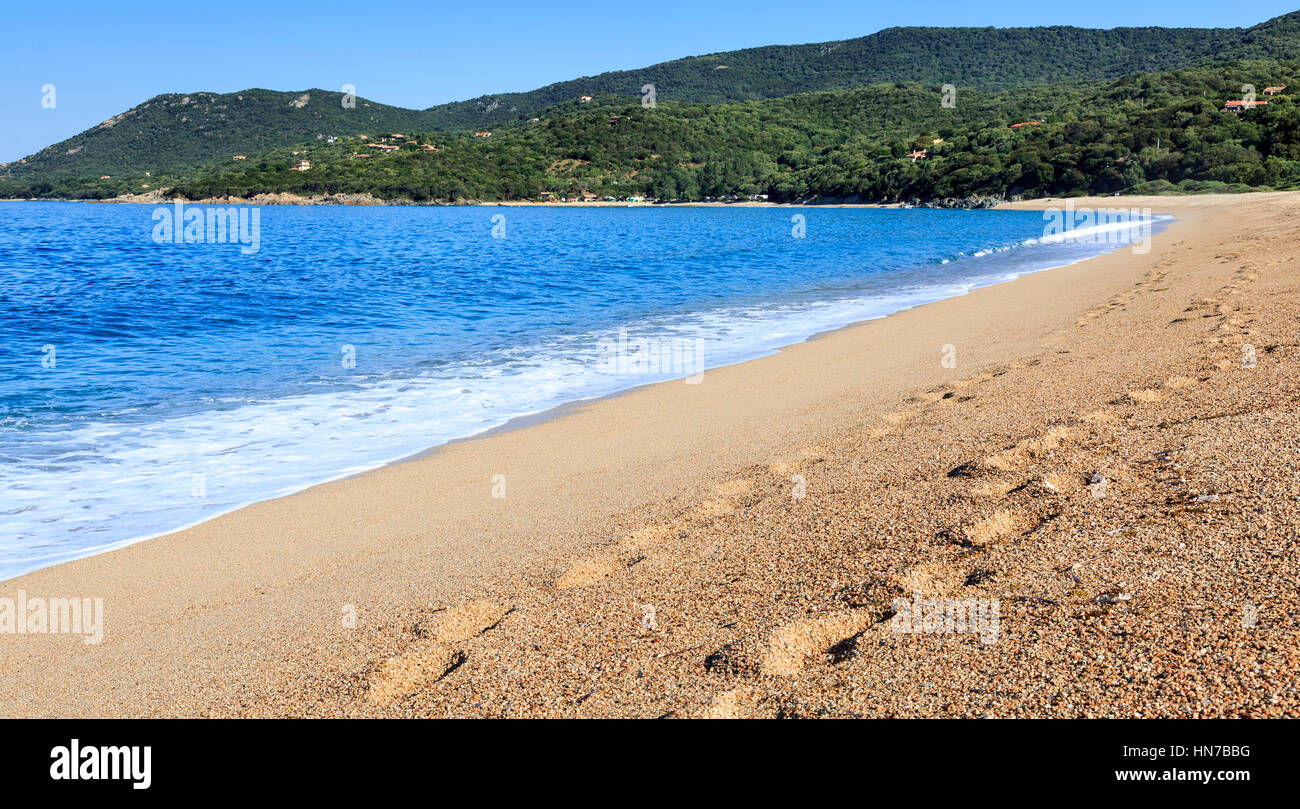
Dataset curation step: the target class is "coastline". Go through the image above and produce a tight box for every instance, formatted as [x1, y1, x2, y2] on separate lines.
[87, 193, 900, 207]
[7, 189, 1267, 210]
[3, 192, 1297, 717]
[0, 205, 1165, 581]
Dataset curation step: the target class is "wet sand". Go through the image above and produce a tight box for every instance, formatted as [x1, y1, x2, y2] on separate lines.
[2, 192, 1297, 717]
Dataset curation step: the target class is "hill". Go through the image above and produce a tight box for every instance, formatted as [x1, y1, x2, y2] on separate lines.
[419, 19, 1300, 128]
[4, 10, 1300, 195]
[154, 61, 1300, 204]
[0, 89, 433, 190]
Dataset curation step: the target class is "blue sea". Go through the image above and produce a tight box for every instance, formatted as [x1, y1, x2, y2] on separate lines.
[0, 201, 1167, 579]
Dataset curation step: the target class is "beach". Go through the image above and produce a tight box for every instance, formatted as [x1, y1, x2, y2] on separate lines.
[2, 192, 1297, 718]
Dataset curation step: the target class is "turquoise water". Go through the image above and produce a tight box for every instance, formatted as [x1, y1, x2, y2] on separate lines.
[0, 201, 1165, 579]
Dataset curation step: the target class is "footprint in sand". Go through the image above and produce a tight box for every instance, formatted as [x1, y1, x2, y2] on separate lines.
[367, 644, 465, 705]
[896, 562, 964, 597]
[617, 523, 674, 553]
[909, 390, 947, 405]
[951, 372, 994, 388]
[761, 610, 879, 677]
[963, 508, 1034, 547]
[979, 425, 1080, 472]
[713, 478, 756, 497]
[966, 480, 1017, 500]
[867, 411, 919, 438]
[366, 598, 512, 704]
[1038, 473, 1078, 494]
[767, 446, 826, 477]
[556, 553, 626, 589]
[428, 599, 513, 643]
[1126, 389, 1165, 404]
[559, 521, 686, 588]
[1081, 409, 1118, 424]
[767, 460, 803, 476]
[700, 687, 763, 719]
[686, 498, 737, 522]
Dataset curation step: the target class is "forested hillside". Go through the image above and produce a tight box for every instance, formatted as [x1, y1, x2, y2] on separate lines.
[420, 14, 1300, 129]
[0, 89, 432, 186]
[5, 10, 1300, 192]
[146, 61, 1300, 204]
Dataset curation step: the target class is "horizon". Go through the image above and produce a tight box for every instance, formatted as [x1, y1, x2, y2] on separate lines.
[1, 0, 1296, 164]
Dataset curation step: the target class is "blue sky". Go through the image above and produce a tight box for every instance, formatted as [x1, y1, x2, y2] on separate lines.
[1, 0, 1295, 163]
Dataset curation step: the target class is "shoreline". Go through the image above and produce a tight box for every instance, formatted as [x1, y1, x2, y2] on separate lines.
[3, 192, 1297, 717]
[5, 189, 1281, 209]
[0, 207, 1168, 582]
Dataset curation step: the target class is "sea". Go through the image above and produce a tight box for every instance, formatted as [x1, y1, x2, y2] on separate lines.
[0, 201, 1168, 579]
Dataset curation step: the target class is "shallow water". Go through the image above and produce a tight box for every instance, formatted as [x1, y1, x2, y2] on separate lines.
[0, 201, 1166, 579]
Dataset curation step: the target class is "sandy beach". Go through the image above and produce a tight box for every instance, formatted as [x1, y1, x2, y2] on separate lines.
[3, 192, 1297, 718]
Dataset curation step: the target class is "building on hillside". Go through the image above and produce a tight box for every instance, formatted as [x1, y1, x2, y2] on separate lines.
[580, 96, 592, 102]
[1264, 85, 1286, 95]
[291, 160, 311, 171]
[1224, 100, 1268, 113]
[473, 131, 492, 138]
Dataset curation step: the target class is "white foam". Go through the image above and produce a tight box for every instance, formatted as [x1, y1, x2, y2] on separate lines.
[0, 215, 1169, 580]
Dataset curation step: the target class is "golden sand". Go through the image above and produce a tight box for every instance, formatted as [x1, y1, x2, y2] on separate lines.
[3, 192, 1299, 718]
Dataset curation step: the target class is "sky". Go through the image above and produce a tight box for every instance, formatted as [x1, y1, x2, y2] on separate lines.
[1, 0, 1296, 163]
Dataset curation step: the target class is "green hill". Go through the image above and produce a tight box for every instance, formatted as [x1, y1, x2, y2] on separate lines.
[4, 10, 1300, 195]
[155, 61, 1300, 204]
[419, 19, 1300, 128]
[0, 89, 433, 188]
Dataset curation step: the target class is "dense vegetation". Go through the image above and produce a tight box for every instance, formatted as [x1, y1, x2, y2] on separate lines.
[3, 13, 1299, 204]
[419, 12, 1300, 130]
[5, 10, 1300, 194]
[142, 60, 1299, 204]
[0, 89, 433, 190]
